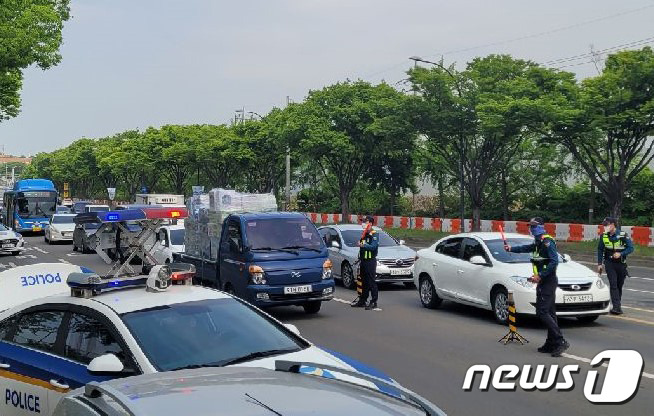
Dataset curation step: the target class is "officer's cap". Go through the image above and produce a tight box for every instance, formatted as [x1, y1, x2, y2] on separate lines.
[529, 217, 544, 226]
[602, 217, 617, 226]
[363, 215, 375, 224]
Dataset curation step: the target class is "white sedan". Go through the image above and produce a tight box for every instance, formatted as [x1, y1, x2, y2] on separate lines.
[413, 232, 611, 324]
[0, 263, 400, 416]
[44, 214, 76, 243]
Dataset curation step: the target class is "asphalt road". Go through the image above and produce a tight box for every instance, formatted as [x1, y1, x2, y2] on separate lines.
[5, 235, 654, 415]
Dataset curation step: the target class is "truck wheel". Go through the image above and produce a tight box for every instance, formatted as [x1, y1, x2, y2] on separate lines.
[303, 301, 321, 314]
[341, 262, 356, 290]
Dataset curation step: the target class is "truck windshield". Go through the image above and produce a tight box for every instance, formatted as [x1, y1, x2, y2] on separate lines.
[170, 229, 184, 245]
[246, 218, 323, 250]
[121, 298, 306, 371]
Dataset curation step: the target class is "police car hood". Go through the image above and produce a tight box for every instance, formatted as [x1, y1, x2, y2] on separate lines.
[68, 367, 427, 416]
[0, 263, 92, 313]
[498, 260, 597, 283]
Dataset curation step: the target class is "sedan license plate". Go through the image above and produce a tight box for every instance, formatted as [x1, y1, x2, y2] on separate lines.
[284, 285, 312, 295]
[390, 268, 412, 276]
[563, 294, 593, 303]
[2, 243, 13, 248]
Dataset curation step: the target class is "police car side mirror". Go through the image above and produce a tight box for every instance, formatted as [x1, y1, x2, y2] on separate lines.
[284, 323, 301, 336]
[87, 354, 124, 374]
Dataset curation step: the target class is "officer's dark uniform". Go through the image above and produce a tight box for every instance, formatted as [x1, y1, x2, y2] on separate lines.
[354, 221, 380, 310]
[508, 219, 568, 356]
[597, 218, 634, 314]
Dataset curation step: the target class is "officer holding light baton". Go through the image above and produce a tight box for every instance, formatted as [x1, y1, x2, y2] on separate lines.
[597, 216, 633, 315]
[504, 217, 570, 357]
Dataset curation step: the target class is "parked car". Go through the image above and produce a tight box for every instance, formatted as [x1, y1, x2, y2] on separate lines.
[318, 224, 416, 289]
[71, 200, 91, 214]
[52, 366, 444, 416]
[44, 214, 76, 243]
[413, 232, 611, 324]
[0, 223, 25, 256]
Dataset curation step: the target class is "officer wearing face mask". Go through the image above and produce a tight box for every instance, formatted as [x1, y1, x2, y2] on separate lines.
[597, 217, 634, 315]
[504, 217, 569, 357]
[351, 215, 380, 310]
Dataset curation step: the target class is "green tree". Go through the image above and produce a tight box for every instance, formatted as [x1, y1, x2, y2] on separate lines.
[291, 81, 416, 217]
[0, 0, 71, 120]
[549, 47, 654, 222]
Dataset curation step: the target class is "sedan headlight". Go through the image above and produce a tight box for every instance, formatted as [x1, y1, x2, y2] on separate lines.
[596, 278, 605, 289]
[510, 275, 536, 289]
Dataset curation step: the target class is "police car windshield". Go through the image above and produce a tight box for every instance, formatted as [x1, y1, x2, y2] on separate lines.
[170, 229, 184, 245]
[121, 298, 306, 372]
[341, 230, 397, 247]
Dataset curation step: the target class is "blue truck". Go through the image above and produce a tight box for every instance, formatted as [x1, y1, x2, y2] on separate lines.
[174, 212, 335, 314]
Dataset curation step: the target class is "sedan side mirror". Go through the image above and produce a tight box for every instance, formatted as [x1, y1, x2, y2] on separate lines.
[563, 254, 571, 262]
[399, 240, 406, 245]
[469, 255, 488, 266]
[87, 353, 124, 374]
[331, 240, 341, 249]
[284, 323, 301, 336]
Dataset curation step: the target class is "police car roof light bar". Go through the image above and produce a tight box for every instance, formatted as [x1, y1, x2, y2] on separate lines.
[73, 209, 146, 224]
[141, 207, 188, 220]
[67, 272, 149, 298]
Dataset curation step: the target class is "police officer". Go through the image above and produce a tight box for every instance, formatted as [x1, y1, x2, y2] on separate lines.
[504, 217, 569, 357]
[351, 215, 380, 310]
[597, 216, 633, 315]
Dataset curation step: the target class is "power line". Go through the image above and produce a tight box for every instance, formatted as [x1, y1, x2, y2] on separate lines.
[544, 36, 654, 66]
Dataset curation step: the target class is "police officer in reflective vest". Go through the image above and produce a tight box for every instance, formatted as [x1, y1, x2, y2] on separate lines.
[351, 215, 380, 310]
[597, 216, 633, 315]
[504, 217, 569, 357]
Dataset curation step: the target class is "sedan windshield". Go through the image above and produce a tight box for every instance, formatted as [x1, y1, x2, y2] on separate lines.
[52, 215, 75, 224]
[121, 298, 306, 371]
[486, 238, 565, 263]
[341, 230, 398, 248]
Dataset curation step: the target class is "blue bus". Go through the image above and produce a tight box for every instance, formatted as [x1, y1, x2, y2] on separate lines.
[2, 179, 58, 233]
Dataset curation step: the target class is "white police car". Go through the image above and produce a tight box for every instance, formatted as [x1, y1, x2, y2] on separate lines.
[0, 263, 400, 416]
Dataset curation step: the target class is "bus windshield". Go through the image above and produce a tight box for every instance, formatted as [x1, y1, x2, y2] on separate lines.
[16, 193, 57, 219]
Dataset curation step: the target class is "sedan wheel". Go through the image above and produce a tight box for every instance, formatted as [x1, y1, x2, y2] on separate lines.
[419, 276, 442, 309]
[492, 288, 509, 325]
[341, 262, 356, 290]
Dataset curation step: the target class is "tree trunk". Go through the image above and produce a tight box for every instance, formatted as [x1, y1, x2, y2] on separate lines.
[501, 169, 509, 221]
[438, 174, 445, 218]
[340, 187, 351, 218]
[389, 191, 395, 216]
[588, 182, 595, 224]
[471, 205, 482, 232]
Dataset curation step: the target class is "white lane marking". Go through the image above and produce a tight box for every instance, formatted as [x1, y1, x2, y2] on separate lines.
[333, 297, 382, 311]
[622, 305, 654, 314]
[8, 262, 16, 268]
[58, 258, 71, 264]
[630, 276, 654, 281]
[15, 254, 37, 259]
[625, 288, 654, 295]
[562, 353, 654, 380]
[31, 246, 49, 254]
[66, 253, 81, 257]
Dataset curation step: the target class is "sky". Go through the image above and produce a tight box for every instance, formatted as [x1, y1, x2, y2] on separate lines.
[2, 0, 654, 156]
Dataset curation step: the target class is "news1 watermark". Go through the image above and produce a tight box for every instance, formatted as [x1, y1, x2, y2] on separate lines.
[463, 350, 644, 403]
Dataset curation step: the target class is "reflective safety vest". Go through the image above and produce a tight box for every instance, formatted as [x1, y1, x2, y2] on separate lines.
[602, 231, 628, 263]
[531, 234, 554, 275]
[360, 231, 378, 260]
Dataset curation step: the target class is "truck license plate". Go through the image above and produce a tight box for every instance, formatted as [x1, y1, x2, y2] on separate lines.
[563, 294, 593, 303]
[390, 268, 411, 276]
[284, 285, 312, 294]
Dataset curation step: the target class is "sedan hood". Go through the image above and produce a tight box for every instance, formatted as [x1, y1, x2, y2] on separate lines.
[51, 224, 75, 233]
[497, 260, 597, 282]
[376, 245, 416, 260]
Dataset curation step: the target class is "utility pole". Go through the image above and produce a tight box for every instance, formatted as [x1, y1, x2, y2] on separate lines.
[588, 44, 603, 224]
[285, 96, 291, 211]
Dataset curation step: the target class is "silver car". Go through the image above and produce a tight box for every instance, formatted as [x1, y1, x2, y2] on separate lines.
[53, 364, 445, 416]
[319, 224, 416, 289]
